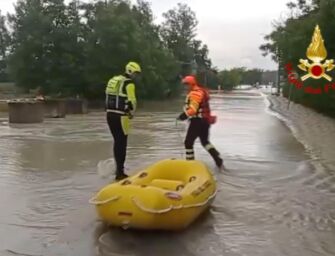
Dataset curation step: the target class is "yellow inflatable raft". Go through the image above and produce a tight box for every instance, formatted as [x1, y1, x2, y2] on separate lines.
[89, 159, 217, 230]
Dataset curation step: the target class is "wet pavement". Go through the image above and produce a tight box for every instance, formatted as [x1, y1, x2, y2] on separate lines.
[0, 90, 334, 256]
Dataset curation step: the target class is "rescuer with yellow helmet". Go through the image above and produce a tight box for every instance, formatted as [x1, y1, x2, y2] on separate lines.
[105, 61, 141, 180]
[177, 75, 223, 169]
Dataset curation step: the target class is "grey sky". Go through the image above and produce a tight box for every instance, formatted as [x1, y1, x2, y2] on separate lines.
[0, 0, 291, 70]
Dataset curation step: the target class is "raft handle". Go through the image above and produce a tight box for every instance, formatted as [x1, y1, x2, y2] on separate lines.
[121, 180, 131, 185]
[189, 176, 197, 182]
[138, 172, 148, 178]
[89, 195, 120, 205]
[176, 185, 184, 191]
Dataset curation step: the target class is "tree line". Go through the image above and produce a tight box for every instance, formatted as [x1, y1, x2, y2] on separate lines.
[217, 68, 276, 90]
[0, 0, 278, 100]
[260, 0, 335, 117]
[0, 0, 216, 99]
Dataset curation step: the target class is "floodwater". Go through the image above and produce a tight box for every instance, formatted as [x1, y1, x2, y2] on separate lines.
[0, 90, 334, 256]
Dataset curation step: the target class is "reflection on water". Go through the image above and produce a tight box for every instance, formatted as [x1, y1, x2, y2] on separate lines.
[0, 91, 334, 256]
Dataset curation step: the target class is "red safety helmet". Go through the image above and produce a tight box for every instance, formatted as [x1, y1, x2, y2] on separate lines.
[182, 75, 197, 87]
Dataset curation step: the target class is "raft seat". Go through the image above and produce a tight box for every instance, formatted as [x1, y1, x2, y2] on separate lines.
[150, 179, 185, 191]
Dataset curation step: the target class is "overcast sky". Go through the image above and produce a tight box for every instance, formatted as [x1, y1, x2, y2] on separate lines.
[0, 0, 291, 70]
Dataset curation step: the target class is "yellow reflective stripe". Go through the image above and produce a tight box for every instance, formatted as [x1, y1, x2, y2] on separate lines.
[106, 109, 126, 114]
[190, 101, 199, 110]
[126, 83, 136, 112]
[185, 102, 199, 116]
[186, 149, 194, 160]
[205, 144, 214, 150]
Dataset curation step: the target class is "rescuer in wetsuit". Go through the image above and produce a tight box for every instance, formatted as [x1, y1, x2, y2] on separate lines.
[105, 61, 141, 180]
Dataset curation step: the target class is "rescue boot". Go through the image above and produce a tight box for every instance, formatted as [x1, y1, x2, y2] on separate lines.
[115, 167, 128, 181]
[115, 172, 128, 181]
[208, 148, 224, 168]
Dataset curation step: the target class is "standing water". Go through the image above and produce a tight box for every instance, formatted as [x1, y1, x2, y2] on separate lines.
[0, 90, 334, 256]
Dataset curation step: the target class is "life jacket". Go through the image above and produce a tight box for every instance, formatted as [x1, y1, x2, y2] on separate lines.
[185, 87, 217, 124]
[105, 75, 133, 115]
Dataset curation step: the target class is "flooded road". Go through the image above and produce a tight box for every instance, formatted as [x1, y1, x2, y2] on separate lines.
[0, 90, 334, 256]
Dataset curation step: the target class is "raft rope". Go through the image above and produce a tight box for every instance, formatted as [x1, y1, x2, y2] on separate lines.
[89, 188, 217, 214]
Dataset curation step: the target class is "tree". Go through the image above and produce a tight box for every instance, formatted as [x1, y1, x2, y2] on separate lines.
[7, 0, 49, 92]
[131, 0, 180, 98]
[62, 0, 86, 95]
[242, 68, 263, 85]
[218, 68, 244, 90]
[42, 0, 81, 94]
[82, 0, 180, 99]
[0, 11, 10, 81]
[7, 0, 86, 95]
[6, 0, 182, 100]
[160, 3, 198, 63]
[160, 2, 213, 85]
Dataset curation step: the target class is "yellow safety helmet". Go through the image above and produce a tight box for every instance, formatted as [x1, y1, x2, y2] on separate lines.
[125, 61, 141, 75]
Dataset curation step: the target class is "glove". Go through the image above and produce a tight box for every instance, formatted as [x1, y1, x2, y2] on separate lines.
[128, 113, 134, 119]
[177, 112, 188, 121]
